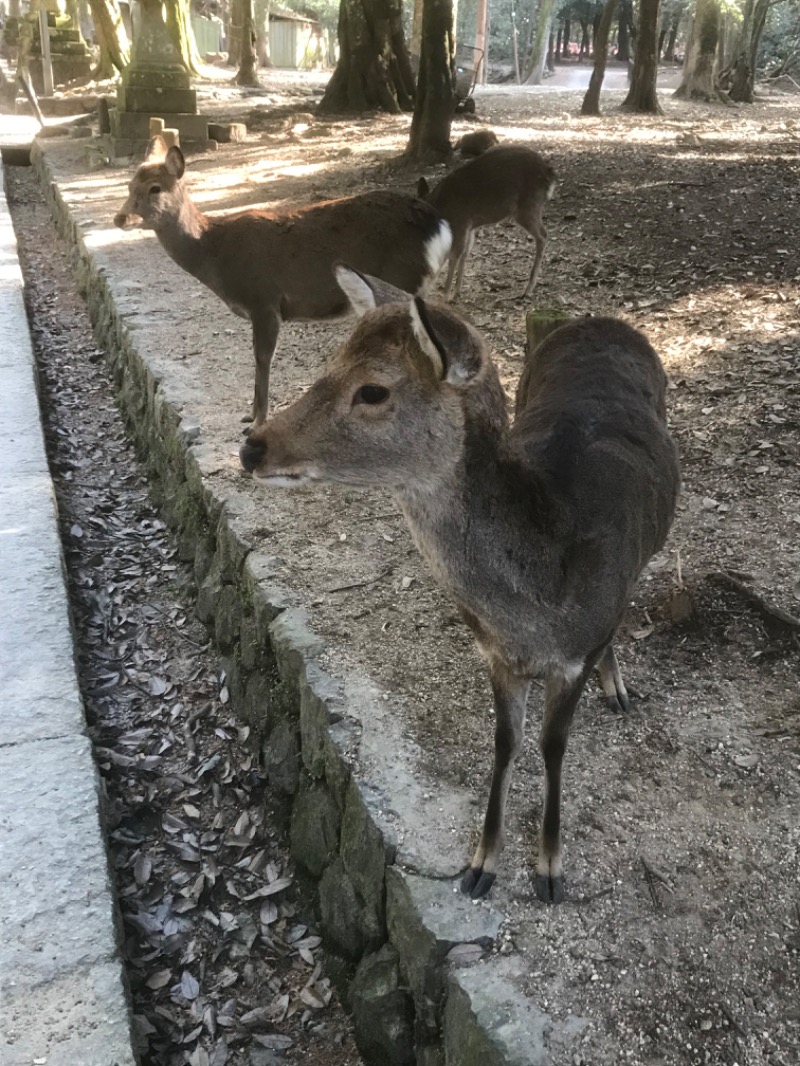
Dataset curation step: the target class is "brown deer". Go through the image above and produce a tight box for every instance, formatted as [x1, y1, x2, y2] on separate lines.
[455, 128, 499, 158]
[113, 136, 452, 424]
[240, 267, 680, 904]
[417, 145, 556, 301]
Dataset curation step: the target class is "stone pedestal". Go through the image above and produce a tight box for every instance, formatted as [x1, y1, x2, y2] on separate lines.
[28, 14, 92, 93]
[110, 0, 211, 153]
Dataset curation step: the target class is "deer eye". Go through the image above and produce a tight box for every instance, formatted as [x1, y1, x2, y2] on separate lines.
[353, 384, 389, 406]
[149, 184, 162, 196]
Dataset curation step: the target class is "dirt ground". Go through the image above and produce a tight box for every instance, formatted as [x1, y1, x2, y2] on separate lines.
[21, 66, 800, 1065]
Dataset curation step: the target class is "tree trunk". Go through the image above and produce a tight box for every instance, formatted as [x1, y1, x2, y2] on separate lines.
[235, 0, 260, 85]
[319, 0, 414, 113]
[405, 0, 454, 163]
[255, 0, 272, 66]
[525, 0, 555, 83]
[620, 0, 662, 112]
[674, 0, 723, 101]
[229, 0, 243, 66]
[562, 18, 570, 56]
[728, 0, 770, 102]
[663, 6, 682, 61]
[546, 29, 555, 72]
[88, 0, 130, 77]
[165, 0, 202, 74]
[555, 25, 562, 62]
[579, 19, 589, 58]
[581, 0, 618, 114]
[616, 0, 631, 60]
[411, 0, 423, 65]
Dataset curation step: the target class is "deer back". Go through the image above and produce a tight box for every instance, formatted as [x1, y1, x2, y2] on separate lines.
[419, 146, 556, 237]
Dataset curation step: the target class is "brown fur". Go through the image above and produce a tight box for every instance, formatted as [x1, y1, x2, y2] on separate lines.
[417, 145, 556, 300]
[114, 137, 451, 423]
[240, 271, 680, 903]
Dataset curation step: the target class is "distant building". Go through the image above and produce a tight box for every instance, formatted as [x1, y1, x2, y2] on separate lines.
[269, 6, 321, 69]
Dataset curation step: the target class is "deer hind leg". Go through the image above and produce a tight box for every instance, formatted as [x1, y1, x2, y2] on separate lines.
[536, 662, 592, 904]
[250, 309, 281, 426]
[597, 644, 630, 713]
[461, 667, 530, 900]
[450, 229, 475, 300]
[517, 200, 548, 299]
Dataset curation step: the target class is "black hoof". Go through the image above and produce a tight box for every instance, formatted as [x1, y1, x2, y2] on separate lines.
[606, 691, 630, 714]
[460, 867, 497, 900]
[534, 873, 565, 904]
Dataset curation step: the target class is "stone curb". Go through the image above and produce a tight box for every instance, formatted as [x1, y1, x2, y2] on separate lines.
[0, 167, 136, 1065]
[30, 141, 573, 1065]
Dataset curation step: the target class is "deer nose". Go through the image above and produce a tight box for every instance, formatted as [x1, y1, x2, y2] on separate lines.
[240, 436, 266, 473]
[114, 212, 129, 228]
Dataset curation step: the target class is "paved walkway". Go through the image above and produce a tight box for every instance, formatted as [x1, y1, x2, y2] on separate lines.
[0, 166, 135, 1065]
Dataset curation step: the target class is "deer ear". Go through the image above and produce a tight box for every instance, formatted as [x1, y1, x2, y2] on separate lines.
[164, 145, 185, 179]
[334, 264, 410, 317]
[410, 297, 485, 385]
[416, 176, 430, 198]
[145, 134, 168, 162]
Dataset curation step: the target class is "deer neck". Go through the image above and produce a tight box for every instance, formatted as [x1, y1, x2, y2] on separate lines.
[154, 191, 210, 281]
[395, 385, 556, 614]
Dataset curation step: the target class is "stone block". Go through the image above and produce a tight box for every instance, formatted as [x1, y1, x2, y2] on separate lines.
[290, 777, 341, 877]
[208, 122, 247, 143]
[299, 662, 340, 778]
[214, 583, 242, 651]
[109, 108, 209, 145]
[262, 718, 299, 796]
[351, 945, 415, 1066]
[341, 780, 396, 949]
[319, 857, 364, 961]
[243, 671, 273, 734]
[444, 958, 586, 1066]
[325, 719, 356, 811]
[116, 85, 198, 115]
[386, 867, 503, 1042]
[269, 607, 324, 688]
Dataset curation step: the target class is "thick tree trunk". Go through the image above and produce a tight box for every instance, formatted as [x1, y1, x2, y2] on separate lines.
[229, 0, 243, 66]
[255, 0, 272, 67]
[405, 0, 454, 163]
[318, 0, 414, 113]
[616, 0, 632, 60]
[674, 0, 724, 101]
[620, 0, 662, 112]
[546, 29, 555, 72]
[165, 0, 202, 74]
[663, 6, 682, 61]
[728, 0, 770, 102]
[525, 0, 555, 83]
[562, 18, 570, 56]
[581, 0, 618, 114]
[88, 0, 129, 76]
[411, 0, 423, 64]
[235, 0, 260, 85]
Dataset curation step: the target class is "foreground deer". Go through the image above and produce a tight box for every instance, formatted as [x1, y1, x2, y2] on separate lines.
[114, 136, 452, 424]
[417, 145, 556, 300]
[240, 269, 680, 903]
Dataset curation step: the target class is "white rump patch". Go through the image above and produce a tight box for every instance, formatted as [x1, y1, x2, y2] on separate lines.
[424, 220, 452, 279]
[409, 300, 444, 379]
[334, 265, 378, 319]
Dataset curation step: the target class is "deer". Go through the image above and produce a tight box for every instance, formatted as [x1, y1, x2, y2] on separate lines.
[416, 144, 556, 301]
[454, 128, 499, 158]
[113, 136, 452, 425]
[239, 266, 680, 904]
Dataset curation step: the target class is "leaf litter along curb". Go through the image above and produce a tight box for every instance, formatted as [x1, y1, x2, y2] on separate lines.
[6, 168, 361, 1066]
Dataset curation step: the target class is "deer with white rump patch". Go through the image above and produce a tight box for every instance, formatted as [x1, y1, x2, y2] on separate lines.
[417, 144, 556, 301]
[240, 270, 680, 903]
[113, 136, 452, 424]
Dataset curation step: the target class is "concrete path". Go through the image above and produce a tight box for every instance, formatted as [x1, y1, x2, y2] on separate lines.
[0, 166, 136, 1065]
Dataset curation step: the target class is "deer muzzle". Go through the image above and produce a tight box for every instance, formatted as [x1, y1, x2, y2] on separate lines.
[114, 211, 142, 229]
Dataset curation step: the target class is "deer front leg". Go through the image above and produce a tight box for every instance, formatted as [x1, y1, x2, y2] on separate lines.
[536, 663, 591, 904]
[461, 667, 530, 900]
[451, 230, 475, 301]
[249, 309, 281, 425]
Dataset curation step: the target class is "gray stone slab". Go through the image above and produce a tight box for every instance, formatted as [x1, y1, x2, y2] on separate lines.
[0, 482, 85, 746]
[445, 957, 588, 1066]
